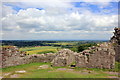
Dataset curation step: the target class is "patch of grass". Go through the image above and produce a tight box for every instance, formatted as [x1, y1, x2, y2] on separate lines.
[2, 62, 118, 78]
[2, 62, 50, 72]
[21, 70, 109, 78]
[74, 62, 120, 72]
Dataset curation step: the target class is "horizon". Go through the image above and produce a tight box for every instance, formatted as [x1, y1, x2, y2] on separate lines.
[1, 39, 109, 41]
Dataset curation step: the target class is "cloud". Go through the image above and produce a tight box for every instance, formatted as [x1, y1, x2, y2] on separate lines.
[1, 2, 118, 40]
[2, 5, 17, 17]
[1, 0, 118, 2]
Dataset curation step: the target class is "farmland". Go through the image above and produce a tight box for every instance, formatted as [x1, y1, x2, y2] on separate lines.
[20, 46, 61, 55]
[2, 40, 106, 54]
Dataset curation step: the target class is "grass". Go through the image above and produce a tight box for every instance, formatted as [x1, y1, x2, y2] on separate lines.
[74, 62, 120, 72]
[20, 46, 61, 55]
[2, 62, 119, 78]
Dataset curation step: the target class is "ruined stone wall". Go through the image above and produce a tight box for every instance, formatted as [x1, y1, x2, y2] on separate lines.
[110, 28, 120, 62]
[76, 42, 115, 69]
[1, 27, 119, 69]
[0, 45, 116, 69]
[0, 46, 56, 68]
[51, 28, 119, 69]
[51, 49, 75, 66]
[52, 42, 115, 69]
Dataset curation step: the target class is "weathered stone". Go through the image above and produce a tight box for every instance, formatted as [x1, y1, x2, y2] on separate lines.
[51, 49, 75, 66]
[0, 46, 56, 68]
[110, 28, 120, 62]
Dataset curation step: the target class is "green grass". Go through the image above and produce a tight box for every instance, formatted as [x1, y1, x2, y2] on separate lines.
[74, 62, 120, 72]
[20, 46, 61, 55]
[2, 63, 49, 72]
[21, 70, 110, 78]
[2, 62, 119, 78]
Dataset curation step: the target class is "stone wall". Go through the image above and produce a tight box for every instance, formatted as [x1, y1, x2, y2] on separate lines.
[51, 49, 75, 66]
[0, 46, 56, 68]
[110, 28, 120, 62]
[52, 42, 115, 69]
[76, 42, 115, 69]
[1, 28, 119, 69]
[0, 43, 116, 69]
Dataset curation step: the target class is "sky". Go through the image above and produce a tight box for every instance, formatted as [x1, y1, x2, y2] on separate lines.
[1, 0, 119, 40]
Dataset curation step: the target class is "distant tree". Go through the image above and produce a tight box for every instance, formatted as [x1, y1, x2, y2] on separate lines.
[78, 45, 85, 52]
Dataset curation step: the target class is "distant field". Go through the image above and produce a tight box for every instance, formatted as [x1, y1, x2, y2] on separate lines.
[46, 42, 77, 45]
[20, 46, 61, 55]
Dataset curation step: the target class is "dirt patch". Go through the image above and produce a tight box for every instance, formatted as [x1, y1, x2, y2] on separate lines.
[3, 73, 11, 76]
[15, 70, 26, 74]
[57, 68, 74, 71]
[38, 65, 50, 69]
[10, 74, 19, 78]
[107, 76, 118, 78]
[57, 68, 67, 71]
[104, 71, 118, 75]
[76, 69, 98, 75]
[0, 76, 3, 79]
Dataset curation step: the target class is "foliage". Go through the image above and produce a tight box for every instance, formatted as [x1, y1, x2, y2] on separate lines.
[1, 40, 107, 48]
[70, 43, 97, 52]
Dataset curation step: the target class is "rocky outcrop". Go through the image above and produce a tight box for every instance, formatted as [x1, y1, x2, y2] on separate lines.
[110, 28, 120, 62]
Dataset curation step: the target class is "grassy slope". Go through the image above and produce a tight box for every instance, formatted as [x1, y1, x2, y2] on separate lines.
[20, 46, 61, 55]
[2, 62, 119, 78]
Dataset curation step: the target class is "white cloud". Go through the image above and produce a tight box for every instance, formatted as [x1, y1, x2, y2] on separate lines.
[2, 5, 17, 17]
[1, 0, 118, 2]
[1, 2, 118, 40]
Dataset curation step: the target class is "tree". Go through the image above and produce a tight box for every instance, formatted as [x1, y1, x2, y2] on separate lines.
[78, 45, 85, 52]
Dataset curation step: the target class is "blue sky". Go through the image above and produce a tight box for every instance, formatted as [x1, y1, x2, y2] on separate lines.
[3, 2, 118, 14]
[1, 1, 118, 40]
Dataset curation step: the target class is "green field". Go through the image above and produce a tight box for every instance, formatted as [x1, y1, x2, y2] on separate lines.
[1, 62, 119, 78]
[20, 46, 61, 55]
[46, 42, 77, 46]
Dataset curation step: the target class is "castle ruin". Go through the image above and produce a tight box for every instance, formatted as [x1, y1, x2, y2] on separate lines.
[0, 28, 120, 69]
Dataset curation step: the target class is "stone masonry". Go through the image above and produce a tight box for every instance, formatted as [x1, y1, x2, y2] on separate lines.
[75, 42, 115, 69]
[51, 49, 75, 66]
[0, 44, 115, 69]
[52, 42, 115, 69]
[0, 46, 56, 68]
[110, 28, 120, 62]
